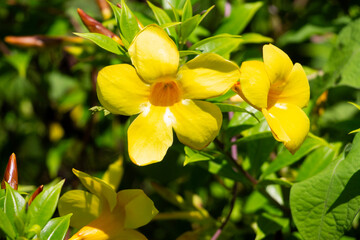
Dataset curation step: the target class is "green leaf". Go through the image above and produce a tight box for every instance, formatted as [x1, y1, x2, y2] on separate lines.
[151, 182, 186, 209]
[39, 214, 72, 240]
[73, 169, 117, 211]
[179, 14, 200, 44]
[74, 32, 125, 55]
[257, 178, 293, 188]
[25, 180, 65, 237]
[243, 134, 276, 177]
[198, 159, 244, 182]
[108, 1, 129, 48]
[5, 51, 32, 78]
[324, 19, 360, 89]
[58, 190, 101, 229]
[277, 24, 334, 46]
[179, 50, 202, 57]
[290, 133, 360, 240]
[234, 132, 273, 145]
[349, 102, 360, 111]
[184, 147, 215, 166]
[0, 209, 16, 239]
[160, 22, 181, 29]
[120, 0, 140, 43]
[0, 189, 5, 211]
[215, 1, 263, 35]
[239, 33, 273, 44]
[215, 103, 259, 121]
[181, 0, 192, 22]
[255, 213, 289, 240]
[5, 182, 26, 232]
[190, 34, 242, 58]
[148, 1, 178, 42]
[296, 143, 341, 181]
[261, 136, 326, 178]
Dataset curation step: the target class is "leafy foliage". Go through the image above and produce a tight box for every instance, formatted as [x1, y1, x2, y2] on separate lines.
[1, 0, 360, 239]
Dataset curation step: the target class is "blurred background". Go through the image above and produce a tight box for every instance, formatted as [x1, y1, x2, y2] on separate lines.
[1, 0, 360, 238]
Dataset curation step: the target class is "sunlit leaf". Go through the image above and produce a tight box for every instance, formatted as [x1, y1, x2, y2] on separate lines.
[120, 0, 140, 43]
[291, 133, 360, 240]
[190, 34, 242, 58]
[261, 136, 327, 178]
[215, 1, 263, 35]
[39, 214, 72, 240]
[74, 32, 126, 55]
[25, 180, 65, 238]
[148, 1, 178, 42]
[296, 143, 341, 181]
[0, 209, 16, 239]
[4, 182, 26, 231]
[215, 103, 259, 121]
[184, 147, 215, 166]
[181, 0, 192, 22]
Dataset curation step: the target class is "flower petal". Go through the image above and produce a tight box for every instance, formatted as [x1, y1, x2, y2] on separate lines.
[263, 44, 293, 84]
[116, 189, 158, 229]
[171, 100, 222, 149]
[128, 24, 179, 82]
[235, 60, 270, 109]
[262, 103, 310, 154]
[72, 169, 117, 211]
[178, 53, 240, 99]
[128, 105, 173, 166]
[268, 63, 310, 108]
[58, 190, 101, 229]
[114, 229, 147, 240]
[97, 64, 150, 115]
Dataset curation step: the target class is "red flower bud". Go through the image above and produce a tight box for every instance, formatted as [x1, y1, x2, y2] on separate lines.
[1, 153, 18, 190]
[28, 185, 44, 206]
[77, 8, 123, 46]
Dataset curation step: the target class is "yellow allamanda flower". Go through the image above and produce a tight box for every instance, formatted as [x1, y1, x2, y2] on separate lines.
[233, 44, 310, 153]
[97, 24, 240, 166]
[59, 169, 158, 240]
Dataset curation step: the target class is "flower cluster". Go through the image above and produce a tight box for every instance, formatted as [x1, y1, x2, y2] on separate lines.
[97, 26, 310, 163]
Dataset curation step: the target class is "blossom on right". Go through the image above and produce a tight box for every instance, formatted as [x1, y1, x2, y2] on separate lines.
[233, 44, 310, 154]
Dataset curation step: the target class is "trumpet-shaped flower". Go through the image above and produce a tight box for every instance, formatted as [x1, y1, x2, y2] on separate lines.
[58, 169, 158, 240]
[97, 24, 240, 165]
[233, 44, 310, 153]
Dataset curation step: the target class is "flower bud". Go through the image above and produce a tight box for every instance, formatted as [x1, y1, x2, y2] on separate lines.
[28, 185, 44, 206]
[1, 153, 18, 190]
[96, 0, 112, 20]
[5, 35, 83, 48]
[77, 8, 123, 46]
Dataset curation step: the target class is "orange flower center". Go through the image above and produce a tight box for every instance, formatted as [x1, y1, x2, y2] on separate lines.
[149, 78, 182, 106]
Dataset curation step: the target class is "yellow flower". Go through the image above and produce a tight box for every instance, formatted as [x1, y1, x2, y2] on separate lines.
[59, 169, 158, 240]
[233, 44, 310, 153]
[97, 24, 240, 166]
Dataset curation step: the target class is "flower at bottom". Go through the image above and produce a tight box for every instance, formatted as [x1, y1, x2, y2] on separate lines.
[58, 169, 158, 240]
[233, 44, 310, 153]
[96, 24, 240, 166]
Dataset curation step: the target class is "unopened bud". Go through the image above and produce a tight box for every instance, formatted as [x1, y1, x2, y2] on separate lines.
[77, 8, 123, 46]
[5, 35, 83, 48]
[28, 185, 44, 206]
[1, 153, 18, 190]
[96, 0, 112, 20]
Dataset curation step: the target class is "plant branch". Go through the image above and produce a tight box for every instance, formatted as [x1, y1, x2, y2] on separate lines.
[211, 181, 239, 240]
